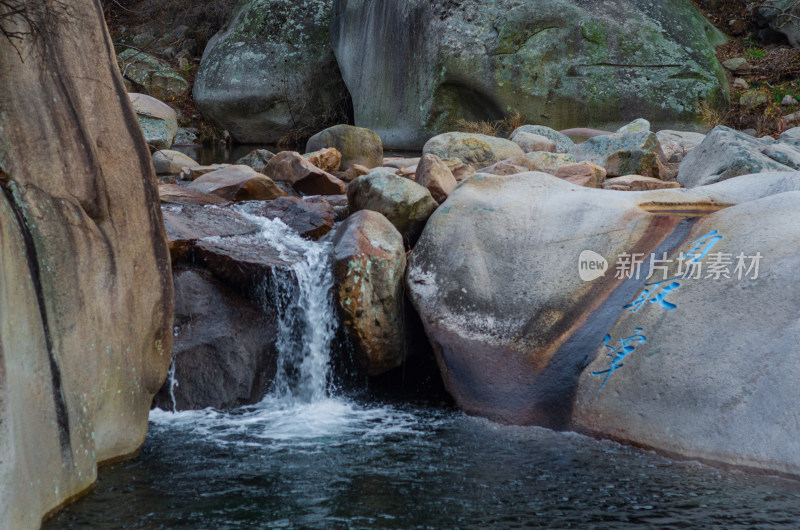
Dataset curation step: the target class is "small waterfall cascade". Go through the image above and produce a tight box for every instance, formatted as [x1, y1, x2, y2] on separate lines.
[267, 226, 338, 403]
[242, 212, 339, 404]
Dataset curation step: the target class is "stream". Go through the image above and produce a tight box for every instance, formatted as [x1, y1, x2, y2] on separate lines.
[44, 146, 800, 529]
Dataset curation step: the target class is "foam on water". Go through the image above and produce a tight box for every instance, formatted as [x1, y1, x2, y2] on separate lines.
[150, 398, 422, 449]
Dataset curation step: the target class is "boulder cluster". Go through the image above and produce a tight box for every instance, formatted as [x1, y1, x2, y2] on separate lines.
[159, 116, 800, 478]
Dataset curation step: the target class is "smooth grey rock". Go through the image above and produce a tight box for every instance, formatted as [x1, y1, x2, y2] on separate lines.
[347, 171, 438, 244]
[677, 126, 795, 188]
[194, 0, 349, 143]
[129, 93, 178, 149]
[331, 0, 729, 149]
[722, 57, 752, 74]
[152, 150, 199, 175]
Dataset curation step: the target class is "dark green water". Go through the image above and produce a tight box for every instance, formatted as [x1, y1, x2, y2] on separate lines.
[46, 396, 800, 529]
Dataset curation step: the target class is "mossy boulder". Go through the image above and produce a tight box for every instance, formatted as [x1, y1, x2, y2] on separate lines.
[423, 132, 524, 170]
[117, 49, 189, 101]
[306, 124, 383, 170]
[195, 0, 349, 143]
[331, 0, 729, 149]
[347, 170, 438, 245]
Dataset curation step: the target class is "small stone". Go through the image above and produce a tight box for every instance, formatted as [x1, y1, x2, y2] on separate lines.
[732, 78, 750, 91]
[782, 95, 798, 106]
[415, 154, 458, 203]
[510, 131, 557, 153]
[442, 158, 477, 181]
[554, 162, 606, 188]
[335, 164, 371, 183]
[236, 149, 274, 173]
[603, 175, 681, 191]
[723, 57, 752, 74]
[264, 151, 347, 195]
[188, 165, 287, 202]
[615, 118, 650, 134]
[303, 147, 342, 173]
[152, 150, 198, 175]
[739, 90, 769, 108]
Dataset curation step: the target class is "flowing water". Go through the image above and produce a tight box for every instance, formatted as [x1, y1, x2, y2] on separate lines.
[45, 204, 800, 529]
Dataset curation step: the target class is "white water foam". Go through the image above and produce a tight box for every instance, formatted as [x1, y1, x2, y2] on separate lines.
[152, 212, 418, 442]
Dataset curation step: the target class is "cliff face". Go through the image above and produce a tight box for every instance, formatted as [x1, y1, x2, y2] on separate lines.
[331, 0, 730, 149]
[0, 1, 173, 526]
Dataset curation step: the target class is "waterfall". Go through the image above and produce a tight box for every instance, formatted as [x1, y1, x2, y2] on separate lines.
[242, 212, 338, 404]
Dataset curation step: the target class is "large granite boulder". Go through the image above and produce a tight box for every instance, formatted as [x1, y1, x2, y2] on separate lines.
[330, 211, 408, 375]
[348, 170, 438, 245]
[152, 270, 278, 411]
[677, 126, 797, 188]
[194, 0, 349, 143]
[407, 170, 800, 476]
[331, 0, 729, 149]
[0, 2, 173, 525]
[129, 93, 179, 149]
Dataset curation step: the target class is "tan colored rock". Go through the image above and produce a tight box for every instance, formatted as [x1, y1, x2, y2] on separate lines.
[396, 165, 416, 178]
[511, 131, 557, 153]
[0, 2, 173, 525]
[180, 164, 231, 181]
[524, 152, 578, 174]
[265, 151, 347, 195]
[554, 162, 606, 188]
[479, 158, 533, 176]
[480, 152, 576, 176]
[152, 150, 199, 175]
[335, 164, 371, 183]
[443, 158, 477, 181]
[159, 183, 231, 206]
[303, 147, 342, 173]
[188, 165, 287, 201]
[416, 154, 458, 203]
[602, 175, 681, 191]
